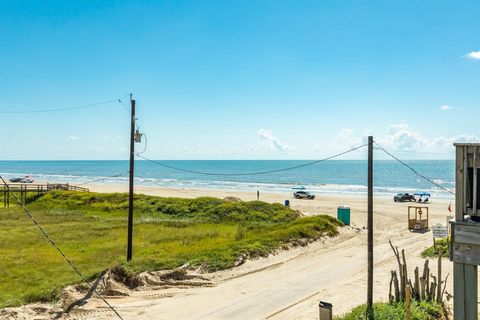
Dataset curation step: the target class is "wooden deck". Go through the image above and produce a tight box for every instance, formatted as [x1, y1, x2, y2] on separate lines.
[1, 183, 89, 207]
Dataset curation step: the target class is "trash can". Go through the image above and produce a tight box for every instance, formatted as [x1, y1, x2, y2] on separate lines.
[337, 206, 350, 225]
[319, 301, 332, 320]
[284, 199, 290, 207]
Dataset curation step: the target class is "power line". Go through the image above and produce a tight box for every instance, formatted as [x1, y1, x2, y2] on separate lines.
[374, 142, 455, 196]
[138, 176, 193, 196]
[0, 176, 124, 320]
[118, 96, 131, 114]
[136, 144, 367, 176]
[76, 172, 129, 186]
[53, 155, 129, 176]
[0, 94, 130, 114]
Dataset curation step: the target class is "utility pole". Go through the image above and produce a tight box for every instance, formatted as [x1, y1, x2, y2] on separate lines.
[367, 136, 374, 319]
[127, 94, 135, 262]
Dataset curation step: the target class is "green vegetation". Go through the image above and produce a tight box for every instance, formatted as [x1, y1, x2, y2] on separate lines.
[421, 238, 449, 258]
[334, 301, 447, 320]
[0, 191, 341, 308]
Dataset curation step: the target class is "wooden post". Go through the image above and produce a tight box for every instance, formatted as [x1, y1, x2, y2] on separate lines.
[453, 145, 479, 319]
[127, 94, 135, 262]
[393, 270, 400, 302]
[437, 254, 442, 302]
[473, 146, 477, 216]
[414, 266, 420, 300]
[405, 285, 411, 320]
[367, 136, 374, 319]
[389, 271, 394, 302]
[456, 146, 465, 221]
[454, 262, 478, 319]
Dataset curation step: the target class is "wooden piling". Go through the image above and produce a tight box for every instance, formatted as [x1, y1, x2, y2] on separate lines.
[405, 285, 411, 320]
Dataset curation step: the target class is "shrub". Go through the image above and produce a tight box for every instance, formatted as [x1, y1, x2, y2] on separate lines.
[334, 301, 446, 320]
[421, 238, 449, 258]
[30, 191, 299, 223]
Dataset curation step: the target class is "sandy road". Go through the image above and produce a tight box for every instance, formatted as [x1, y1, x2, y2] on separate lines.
[58, 185, 461, 320]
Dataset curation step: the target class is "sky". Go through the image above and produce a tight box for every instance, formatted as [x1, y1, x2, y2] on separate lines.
[0, 0, 479, 160]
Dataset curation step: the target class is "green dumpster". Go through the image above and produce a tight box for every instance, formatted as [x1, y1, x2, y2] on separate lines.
[337, 206, 350, 225]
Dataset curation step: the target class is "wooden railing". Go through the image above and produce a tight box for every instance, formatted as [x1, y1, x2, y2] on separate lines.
[1, 183, 89, 193]
[1, 183, 89, 207]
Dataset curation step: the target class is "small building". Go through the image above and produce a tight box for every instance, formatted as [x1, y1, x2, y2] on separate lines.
[450, 143, 480, 319]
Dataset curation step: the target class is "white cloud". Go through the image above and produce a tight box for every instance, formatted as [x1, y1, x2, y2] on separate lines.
[257, 129, 292, 153]
[103, 136, 122, 141]
[440, 105, 454, 111]
[464, 51, 480, 60]
[378, 122, 427, 151]
[432, 135, 480, 149]
[244, 144, 259, 152]
[69, 135, 80, 141]
[93, 146, 105, 152]
[376, 122, 479, 154]
[333, 128, 365, 147]
[174, 146, 204, 154]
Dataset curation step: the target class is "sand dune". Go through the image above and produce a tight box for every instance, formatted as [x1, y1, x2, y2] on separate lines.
[0, 184, 462, 319]
[58, 184, 458, 319]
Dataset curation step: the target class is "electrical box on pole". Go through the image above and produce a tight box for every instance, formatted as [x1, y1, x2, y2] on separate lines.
[450, 143, 480, 319]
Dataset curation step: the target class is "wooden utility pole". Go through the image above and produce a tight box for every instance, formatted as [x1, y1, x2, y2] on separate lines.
[367, 136, 374, 319]
[127, 94, 135, 262]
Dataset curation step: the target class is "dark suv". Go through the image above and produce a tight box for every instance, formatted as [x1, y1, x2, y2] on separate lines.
[293, 191, 315, 199]
[393, 193, 415, 202]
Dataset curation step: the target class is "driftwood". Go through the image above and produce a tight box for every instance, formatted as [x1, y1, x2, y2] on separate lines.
[441, 273, 450, 300]
[437, 252, 443, 302]
[393, 271, 400, 302]
[388, 240, 449, 304]
[389, 240, 405, 300]
[425, 260, 430, 299]
[420, 275, 426, 300]
[389, 271, 394, 302]
[414, 267, 420, 300]
[429, 275, 437, 301]
[402, 249, 408, 284]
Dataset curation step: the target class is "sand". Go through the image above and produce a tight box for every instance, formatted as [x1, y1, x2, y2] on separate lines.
[2, 184, 464, 319]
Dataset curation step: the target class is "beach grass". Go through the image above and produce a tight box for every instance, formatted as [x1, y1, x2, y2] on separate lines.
[334, 300, 447, 320]
[0, 191, 341, 308]
[421, 238, 449, 258]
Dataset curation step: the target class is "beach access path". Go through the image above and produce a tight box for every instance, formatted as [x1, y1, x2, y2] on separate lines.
[52, 184, 466, 320]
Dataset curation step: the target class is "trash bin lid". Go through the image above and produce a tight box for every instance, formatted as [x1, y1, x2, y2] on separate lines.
[319, 301, 333, 309]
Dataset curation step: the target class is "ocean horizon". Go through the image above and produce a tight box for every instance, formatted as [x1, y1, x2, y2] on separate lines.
[0, 160, 455, 199]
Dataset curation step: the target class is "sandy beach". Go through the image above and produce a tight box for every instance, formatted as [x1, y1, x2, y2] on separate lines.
[42, 183, 457, 320]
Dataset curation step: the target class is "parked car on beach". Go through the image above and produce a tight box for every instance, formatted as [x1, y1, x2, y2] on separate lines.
[293, 191, 315, 199]
[393, 193, 416, 202]
[8, 176, 33, 183]
[21, 177, 34, 183]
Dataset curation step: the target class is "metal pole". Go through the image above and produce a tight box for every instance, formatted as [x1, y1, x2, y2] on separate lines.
[367, 136, 374, 319]
[127, 94, 135, 262]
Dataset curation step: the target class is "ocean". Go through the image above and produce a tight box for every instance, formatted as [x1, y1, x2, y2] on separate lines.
[0, 160, 455, 199]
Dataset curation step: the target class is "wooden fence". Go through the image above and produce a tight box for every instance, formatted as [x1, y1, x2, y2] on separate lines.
[1, 183, 89, 207]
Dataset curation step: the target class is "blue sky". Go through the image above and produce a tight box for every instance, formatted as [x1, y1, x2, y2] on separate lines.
[0, 0, 479, 160]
